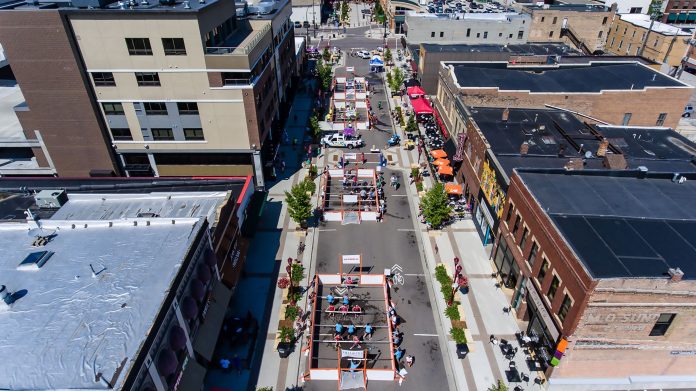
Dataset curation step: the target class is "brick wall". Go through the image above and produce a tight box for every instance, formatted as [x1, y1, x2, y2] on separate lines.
[0, 10, 119, 176]
[527, 9, 613, 51]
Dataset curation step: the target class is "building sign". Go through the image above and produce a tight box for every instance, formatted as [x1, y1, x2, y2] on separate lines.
[480, 159, 506, 219]
[173, 356, 189, 391]
[341, 349, 364, 358]
[342, 254, 361, 264]
[671, 350, 696, 356]
[230, 249, 241, 269]
[526, 279, 560, 341]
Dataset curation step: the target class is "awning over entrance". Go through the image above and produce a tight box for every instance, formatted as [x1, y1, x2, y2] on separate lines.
[193, 280, 234, 362]
[411, 97, 433, 114]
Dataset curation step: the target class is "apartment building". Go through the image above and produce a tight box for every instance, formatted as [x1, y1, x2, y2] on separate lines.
[498, 169, 696, 388]
[403, 12, 531, 45]
[662, 0, 696, 23]
[521, 2, 615, 53]
[0, 0, 295, 185]
[606, 13, 690, 68]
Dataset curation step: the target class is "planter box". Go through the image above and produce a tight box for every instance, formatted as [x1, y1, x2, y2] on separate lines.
[451, 320, 467, 329]
[278, 319, 294, 329]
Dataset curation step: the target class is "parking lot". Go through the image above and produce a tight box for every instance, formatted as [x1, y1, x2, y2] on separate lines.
[424, 0, 513, 15]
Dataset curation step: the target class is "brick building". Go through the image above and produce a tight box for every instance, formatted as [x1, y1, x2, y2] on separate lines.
[436, 60, 693, 129]
[497, 169, 696, 389]
[662, 0, 696, 23]
[606, 13, 690, 68]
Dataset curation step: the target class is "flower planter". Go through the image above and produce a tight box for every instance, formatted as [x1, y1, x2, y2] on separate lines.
[451, 320, 467, 329]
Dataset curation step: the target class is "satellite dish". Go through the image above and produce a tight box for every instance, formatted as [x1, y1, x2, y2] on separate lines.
[584, 151, 593, 159]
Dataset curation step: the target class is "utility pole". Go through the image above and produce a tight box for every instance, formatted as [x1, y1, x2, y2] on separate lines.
[638, 0, 663, 57]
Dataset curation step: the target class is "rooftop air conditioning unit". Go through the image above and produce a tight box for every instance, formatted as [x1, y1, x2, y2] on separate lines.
[35, 190, 68, 209]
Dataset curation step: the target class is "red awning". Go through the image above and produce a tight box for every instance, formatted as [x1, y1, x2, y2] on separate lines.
[407, 86, 425, 97]
[410, 60, 418, 74]
[411, 97, 433, 114]
[434, 110, 448, 138]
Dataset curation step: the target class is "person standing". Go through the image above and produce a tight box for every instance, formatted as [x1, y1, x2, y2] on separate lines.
[364, 323, 374, 340]
[405, 355, 414, 367]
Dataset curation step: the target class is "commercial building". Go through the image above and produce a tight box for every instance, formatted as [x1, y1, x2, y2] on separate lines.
[403, 12, 531, 45]
[521, 2, 615, 54]
[662, 0, 696, 24]
[606, 13, 690, 68]
[409, 43, 578, 92]
[0, 176, 255, 390]
[290, 0, 319, 27]
[440, 105, 696, 245]
[496, 169, 696, 388]
[378, 0, 422, 33]
[595, 0, 651, 14]
[0, 0, 296, 185]
[436, 59, 693, 129]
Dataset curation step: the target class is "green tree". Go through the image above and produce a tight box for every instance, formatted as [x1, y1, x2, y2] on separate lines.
[408, 113, 418, 132]
[487, 380, 508, 391]
[317, 59, 333, 91]
[374, 2, 386, 24]
[384, 47, 392, 64]
[391, 67, 404, 92]
[420, 182, 452, 229]
[309, 114, 322, 139]
[285, 181, 313, 226]
[340, 1, 350, 22]
[322, 47, 331, 62]
[385, 70, 393, 87]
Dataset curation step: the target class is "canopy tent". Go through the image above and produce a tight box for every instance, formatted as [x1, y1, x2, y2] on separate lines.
[445, 183, 463, 195]
[430, 149, 447, 159]
[433, 158, 451, 166]
[369, 56, 384, 65]
[411, 97, 433, 114]
[407, 86, 426, 97]
[438, 165, 453, 176]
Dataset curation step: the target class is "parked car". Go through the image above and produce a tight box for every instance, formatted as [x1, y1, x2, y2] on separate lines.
[357, 50, 371, 59]
[684, 105, 694, 118]
[294, 21, 302, 28]
[321, 133, 364, 149]
[303, 21, 310, 28]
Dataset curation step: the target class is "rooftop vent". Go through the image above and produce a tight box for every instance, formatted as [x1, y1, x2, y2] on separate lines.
[668, 267, 684, 282]
[183, 0, 190, 8]
[0, 285, 10, 311]
[637, 166, 648, 179]
[35, 189, 68, 209]
[17, 251, 54, 271]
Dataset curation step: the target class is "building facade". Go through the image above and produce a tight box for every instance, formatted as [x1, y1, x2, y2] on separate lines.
[0, 0, 296, 186]
[404, 12, 531, 45]
[606, 13, 690, 68]
[662, 0, 696, 23]
[522, 3, 615, 53]
[596, 0, 651, 14]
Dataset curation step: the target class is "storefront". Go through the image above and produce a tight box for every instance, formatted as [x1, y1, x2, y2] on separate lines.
[475, 195, 496, 245]
[493, 237, 520, 289]
[525, 279, 561, 370]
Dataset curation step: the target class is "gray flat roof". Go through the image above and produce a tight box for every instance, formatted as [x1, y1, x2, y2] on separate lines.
[450, 62, 688, 92]
[422, 42, 579, 56]
[518, 171, 696, 279]
[0, 80, 25, 141]
[0, 217, 203, 389]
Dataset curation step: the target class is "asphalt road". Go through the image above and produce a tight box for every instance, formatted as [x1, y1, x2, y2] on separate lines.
[304, 35, 450, 391]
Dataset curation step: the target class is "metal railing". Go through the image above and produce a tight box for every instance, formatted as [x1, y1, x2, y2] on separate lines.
[205, 24, 271, 55]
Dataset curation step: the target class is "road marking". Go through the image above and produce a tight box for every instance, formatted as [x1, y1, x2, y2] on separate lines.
[318, 228, 337, 231]
[404, 273, 425, 276]
[413, 333, 439, 337]
[397, 228, 415, 231]
[391, 194, 408, 197]
[390, 264, 403, 273]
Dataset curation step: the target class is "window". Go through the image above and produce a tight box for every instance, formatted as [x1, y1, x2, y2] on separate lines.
[656, 113, 668, 126]
[102, 102, 124, 115]
[483, 31, 488, 39]
[627, 43, 632, 53]
[557, 294, 572, 323]
[598, 30, 603, 38]
[520, 227, 529, 249]
[615, 25, 619, 32]
[431, 31, 435, 37]
[110, 128, 133, 141]
[499, 32, 503, 37]
[135, 72, 161, 86]
[610, 37, 615, 47]
[528, 242, 539, 266]
[654, 38, 659, 47]
[518, 30, 524, 39]
[624, 27, 628, 34]
[162, 38, 186, 55]
[476, 33, 480, 38]
[125, 38, 152, 55]
[506, 204, 514, 222]
[622, 113, 632, 125]
[144, 102, 168, 115]
[177, 102, 199, 115]
[440, 32, 444, 38]
[541, 16, 545, 22]
[466, 28, 471, 37]
[548, 31, 554, 38]
[618, 40, 623, 49]
[512, 215, 521, 235]
[537, 258, 549, 282]
[151, 128, 174, 140]
[547, 275, 560, 301]
[649, 313, 676, 336]
[642, 32, 646, 40]
[509, 33, 513, 38]
[92, 72, 115, 86]
[184, 128, 205, 140]
[552, 16, 557, 24]
[602, 16, 608, 24]
[632, 30, 636, 38]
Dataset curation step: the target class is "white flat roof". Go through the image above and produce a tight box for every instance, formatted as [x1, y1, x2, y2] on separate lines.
[619, 13, 691, 36]
[50, 192, 229, 222]
[0, 217, 203, 390]
[0, 80, 26, 141]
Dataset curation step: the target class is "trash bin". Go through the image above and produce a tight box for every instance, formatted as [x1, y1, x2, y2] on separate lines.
[277, 342, 294, 358]
[456, 343, 469, 359]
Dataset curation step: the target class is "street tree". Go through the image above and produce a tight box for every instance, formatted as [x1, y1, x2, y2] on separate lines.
[316, 60, 333, 91]
[309, 114, 322, 139]
[322, 47, 331, 62]
[420, 182, 452, 229]
[285, 181, 313, 227]
[389, 68, 404, 93]
[340, 1, 350, 23]
[384, 47, 392, 64]
[374, 2, 386, 24]
[406, 113, 418, 132]
[487, 380, 508, 391]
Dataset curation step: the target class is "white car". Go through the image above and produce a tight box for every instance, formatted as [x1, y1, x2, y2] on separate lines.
[321, 133, 364, 149]
[683, 105, 694, 118]
[357, 50, 371, 59]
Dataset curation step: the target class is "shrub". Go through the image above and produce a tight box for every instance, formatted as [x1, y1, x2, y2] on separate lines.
[279, 326, 295, 342]
[308, 164, 318, 179]
[487, 380, 508, 391]
[445, 304, 460, 320]
[257, 387, 274, 391]
[303, 177, 317, 195]
[416, 182, 424, 192]
[450, 327, 467, 344]
[277, 277, 290, 289]
[291, 263, 306, 285]
[285, 305, 300, 321]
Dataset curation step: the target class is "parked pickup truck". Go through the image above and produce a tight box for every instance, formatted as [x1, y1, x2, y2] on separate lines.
[321, 133, 364, 149]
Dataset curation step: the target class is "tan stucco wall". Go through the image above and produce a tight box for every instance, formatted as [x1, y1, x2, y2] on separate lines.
[606, 18, 689, 68]
[527, 9, 613, 51]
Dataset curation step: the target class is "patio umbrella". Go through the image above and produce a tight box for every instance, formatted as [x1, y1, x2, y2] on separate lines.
[190, 279, 206, 302]
[181, 296, 198, 319]
[430, 149, 447, 159]
[438, 165, 454, 176]
[169, 325, 187, 351]
[197, 263, 212, 283]
[157, 349, 178, 376]
[445, 183, 463, 195]
[433, 158, 451, 166]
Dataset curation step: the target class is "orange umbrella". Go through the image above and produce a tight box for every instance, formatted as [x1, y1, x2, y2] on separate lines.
[438, 165, 453, 176]
[445, 183, 463, 195]
[430, 149, 447, 159]
[433, 158, 451, 166]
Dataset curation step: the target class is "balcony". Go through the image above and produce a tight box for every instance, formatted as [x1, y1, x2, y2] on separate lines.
[205, 23, 272, 70]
